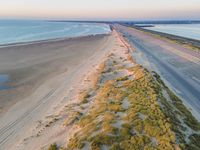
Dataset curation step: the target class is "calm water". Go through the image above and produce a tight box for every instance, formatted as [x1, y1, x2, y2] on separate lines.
[0, 20, 111, 45]
[144, 24, 200, 41]
[0, 74, 9, 90]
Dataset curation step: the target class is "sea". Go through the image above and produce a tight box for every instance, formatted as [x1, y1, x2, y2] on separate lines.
[0, 20, 111, 45]
[143, 24, 200, 41]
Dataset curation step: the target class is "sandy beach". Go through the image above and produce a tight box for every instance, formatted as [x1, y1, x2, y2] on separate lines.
[0, 34, 115, 149]
[0, 27, 199, 150]
[0, 35, 108, 114]
[1, 0, 200, 148]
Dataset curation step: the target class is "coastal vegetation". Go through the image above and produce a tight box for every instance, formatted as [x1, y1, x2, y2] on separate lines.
[48, 36, 200, 150]
[48, 143, 57, 150]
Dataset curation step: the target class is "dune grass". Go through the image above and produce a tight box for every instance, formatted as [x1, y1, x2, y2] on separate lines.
[64, 61, 181, 150]
[152, 72, 200, 150]
[48, 143, 57, 150]
[48, 48, 200, 150]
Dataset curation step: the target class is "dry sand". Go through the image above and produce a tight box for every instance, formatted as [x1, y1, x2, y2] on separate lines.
[0, 34, 116, 149]
[0, 25, 199, 150]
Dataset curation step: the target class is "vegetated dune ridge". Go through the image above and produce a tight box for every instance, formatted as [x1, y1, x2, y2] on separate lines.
[46, 30, 200, 150]
[0, 34, 114, 149]
[0, 29, 199, 150]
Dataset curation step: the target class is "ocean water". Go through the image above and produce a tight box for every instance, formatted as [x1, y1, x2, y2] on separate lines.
[0, 20, 111, 45]
[144, 24, 200, 41]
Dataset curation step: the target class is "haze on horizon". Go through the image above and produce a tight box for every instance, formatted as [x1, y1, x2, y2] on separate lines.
[0, 0, 200, 20]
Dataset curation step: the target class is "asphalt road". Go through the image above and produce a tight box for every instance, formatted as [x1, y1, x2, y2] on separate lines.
[115, 25, 200, 120]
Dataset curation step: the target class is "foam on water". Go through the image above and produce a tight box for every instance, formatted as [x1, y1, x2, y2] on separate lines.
[0, 20, 111, 45]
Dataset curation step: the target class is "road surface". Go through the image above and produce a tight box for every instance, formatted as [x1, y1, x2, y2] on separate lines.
[115, 24, 200, 120]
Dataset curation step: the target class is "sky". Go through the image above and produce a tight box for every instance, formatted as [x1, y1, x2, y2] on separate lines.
[0, 0, 200, 20]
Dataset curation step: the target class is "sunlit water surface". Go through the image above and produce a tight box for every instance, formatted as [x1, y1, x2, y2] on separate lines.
[144, 24, 200, 40]
[0, 20, 111, 45]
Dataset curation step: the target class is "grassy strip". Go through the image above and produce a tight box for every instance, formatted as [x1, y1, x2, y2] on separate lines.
[152, 72, 200, 150]
[64, 64, 179, 150]
[48, 54, 200, 150]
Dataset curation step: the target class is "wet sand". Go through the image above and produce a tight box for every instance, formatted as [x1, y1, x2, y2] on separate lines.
[0, 35, 109, 114]
[0, 34, 115, 149]
[0, 26, 199, 150]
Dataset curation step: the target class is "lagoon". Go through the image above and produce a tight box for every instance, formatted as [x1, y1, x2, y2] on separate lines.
[144, 24, 200, 41]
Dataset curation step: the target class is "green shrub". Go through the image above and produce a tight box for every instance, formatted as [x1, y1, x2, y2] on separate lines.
[48, 143, 57, 150]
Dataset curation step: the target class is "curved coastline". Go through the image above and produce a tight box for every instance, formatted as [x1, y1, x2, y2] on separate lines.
[0, 32, 111, 48]
[0, 33, 110, 115]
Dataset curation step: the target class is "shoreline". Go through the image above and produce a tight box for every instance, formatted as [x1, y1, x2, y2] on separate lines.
[0, 33, 110, 48]
[0, 31, 116, 149]
[0, 33, 110, 115]
[0, 27, 199, 149]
